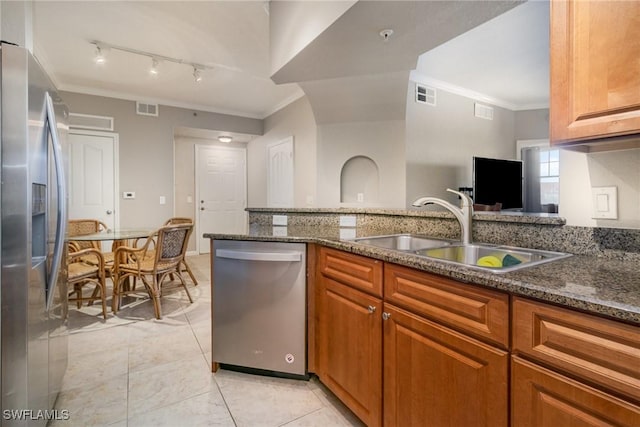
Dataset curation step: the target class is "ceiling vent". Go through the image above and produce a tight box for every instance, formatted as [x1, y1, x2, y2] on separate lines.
[68, 113, 114, 131]
[416, 84, 436, 106]
[136, 101, 158, 117]
[474, 103, 494, 120]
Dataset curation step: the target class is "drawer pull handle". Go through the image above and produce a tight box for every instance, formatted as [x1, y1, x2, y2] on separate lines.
[367, 305, 376, 314]
[382, 312, 391, 320]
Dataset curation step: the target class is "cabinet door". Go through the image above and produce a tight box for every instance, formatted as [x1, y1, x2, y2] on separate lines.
[550, 0, 640, 146]
[512, 356, 640, 427]
[383, 303, 508, 427]
[317, 277, 382, 427]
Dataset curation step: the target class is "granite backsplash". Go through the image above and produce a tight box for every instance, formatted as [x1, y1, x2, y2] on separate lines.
[247, 208, 640, 261]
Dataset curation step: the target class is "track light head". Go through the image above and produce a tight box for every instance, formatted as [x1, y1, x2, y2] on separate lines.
[149, 58, 159, 76]
[193, 67, 202, 83]
[94, 45, 107, 65]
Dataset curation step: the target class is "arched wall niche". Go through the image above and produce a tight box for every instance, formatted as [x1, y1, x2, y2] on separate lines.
[340, 155, 379, 204]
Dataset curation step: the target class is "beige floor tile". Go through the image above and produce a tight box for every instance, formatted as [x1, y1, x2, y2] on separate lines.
[62, 345, 128, 391]
[214, 369, 323, 427]
[281, 407, 360, 427]
[51, 374, 128, 427]
[67, 324, 130, 357]
[127, 390, 234, 427]
[191, 322, 212, 354]
[128, 325, 202, 372]
[128, 353, 215, 417]
[308, 380, 365, 426]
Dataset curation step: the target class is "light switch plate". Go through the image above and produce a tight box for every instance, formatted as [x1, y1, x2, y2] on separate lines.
[591, 186, 617, 219]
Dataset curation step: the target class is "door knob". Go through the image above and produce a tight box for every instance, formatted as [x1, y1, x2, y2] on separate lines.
[106, 210, 113, 215]
[367, 305, 376, 314]
[382, 312, 391, 320]
[200, 200, 204, 203]
[200, 207, 205, 211]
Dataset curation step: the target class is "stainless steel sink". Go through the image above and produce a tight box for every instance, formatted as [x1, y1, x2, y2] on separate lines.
[414, 243, 572, 273]
[349, 234, 455, 251]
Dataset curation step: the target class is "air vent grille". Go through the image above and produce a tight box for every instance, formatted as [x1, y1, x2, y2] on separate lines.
[68, 113, 114, 131]
[474, 103, 494, 120]
[416, 84, 436, 106]
[136, 102, 159, 117]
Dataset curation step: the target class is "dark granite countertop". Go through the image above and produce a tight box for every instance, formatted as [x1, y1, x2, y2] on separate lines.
[204, 226, 640, 326]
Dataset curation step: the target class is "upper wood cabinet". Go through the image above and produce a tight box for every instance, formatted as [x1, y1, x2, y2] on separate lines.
[550, 0, 640, 149]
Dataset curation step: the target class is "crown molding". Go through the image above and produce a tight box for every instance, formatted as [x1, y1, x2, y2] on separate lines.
[57, 83, 265, 119]
[410, 70, 548, 112]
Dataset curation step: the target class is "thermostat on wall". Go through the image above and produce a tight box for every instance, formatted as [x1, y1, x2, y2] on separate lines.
[123, 191, 136, 199]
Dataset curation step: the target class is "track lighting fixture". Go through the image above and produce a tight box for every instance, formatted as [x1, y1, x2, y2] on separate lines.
[193, 67, 202, 83]
[94, 45, 107, 65]
[149, 58, 159, 76]
[90, 40, 210, 82]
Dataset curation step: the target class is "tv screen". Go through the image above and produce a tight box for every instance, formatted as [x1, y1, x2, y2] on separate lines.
[473, 157, 523, 210]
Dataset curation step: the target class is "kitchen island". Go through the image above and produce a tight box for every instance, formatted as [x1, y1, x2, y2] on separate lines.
[206, 209, 640, 426]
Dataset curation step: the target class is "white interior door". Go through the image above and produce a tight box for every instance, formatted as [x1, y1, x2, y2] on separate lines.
[267, 137, 294, 207]
[196, 145, 247, 254]
[68, 130, 118, 232]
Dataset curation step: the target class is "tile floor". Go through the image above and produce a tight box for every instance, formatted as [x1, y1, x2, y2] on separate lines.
[53, 254, 363, 427]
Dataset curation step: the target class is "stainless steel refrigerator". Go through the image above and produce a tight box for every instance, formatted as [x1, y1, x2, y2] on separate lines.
[1, 42, 69, 426]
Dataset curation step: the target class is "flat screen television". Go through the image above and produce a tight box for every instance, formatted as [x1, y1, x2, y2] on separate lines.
[473, 156, 523, 210]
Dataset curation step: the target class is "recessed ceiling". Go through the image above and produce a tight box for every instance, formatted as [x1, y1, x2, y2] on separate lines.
[415, 0, 550, 110]
[32, 1, 548, 120]
[33, 1, 303, 119]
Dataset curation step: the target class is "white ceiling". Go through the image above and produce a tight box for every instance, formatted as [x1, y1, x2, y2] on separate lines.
[32, 1, 548, 120]
[33, 1, 303, 119]
[416, 0, 550, 110]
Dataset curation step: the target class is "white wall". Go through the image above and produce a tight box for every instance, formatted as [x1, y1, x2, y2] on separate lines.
[248, 97, 317, 207]
[317, 120, 405, 208]
[405, 81, 516, 206]
[61, 91, 262, 228]
[560, 148, 640, 229]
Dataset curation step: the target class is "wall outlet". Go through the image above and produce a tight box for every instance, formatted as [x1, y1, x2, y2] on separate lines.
[187, 195, 193, 203]
[159, 196, 166, 205]
[357, 193, 364, 203]
[306, 195, 314, 205]
[123, 191, 135, 199]
[273, 215, 288, 226]
[339, 215, 357, 227]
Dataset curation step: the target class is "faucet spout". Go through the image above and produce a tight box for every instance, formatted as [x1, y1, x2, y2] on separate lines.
[412, 188, 474, 245]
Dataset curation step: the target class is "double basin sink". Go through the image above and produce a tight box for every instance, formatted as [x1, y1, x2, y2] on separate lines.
[347, 234, 571, 273]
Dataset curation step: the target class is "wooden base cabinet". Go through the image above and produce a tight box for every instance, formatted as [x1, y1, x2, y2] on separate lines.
[512, 356, 640, 426]
[317, 277, 383, 427]
[383, 303, 509, 427]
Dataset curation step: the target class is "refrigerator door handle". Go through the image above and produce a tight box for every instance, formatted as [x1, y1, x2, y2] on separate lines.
[45, 92, 67, 311]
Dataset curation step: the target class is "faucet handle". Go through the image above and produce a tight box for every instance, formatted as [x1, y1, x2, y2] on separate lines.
[446, 188, 473, 207]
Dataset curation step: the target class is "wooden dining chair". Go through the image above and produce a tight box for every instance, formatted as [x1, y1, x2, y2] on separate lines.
[164, 217, 199, 286]
[67, 218, 115, 270]
[111, 223, 194, 319]
[67, 245, 108, 319]
[67, 219, 108, 250]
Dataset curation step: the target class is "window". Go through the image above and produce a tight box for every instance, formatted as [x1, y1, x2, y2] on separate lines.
[539, 149, 559, 206]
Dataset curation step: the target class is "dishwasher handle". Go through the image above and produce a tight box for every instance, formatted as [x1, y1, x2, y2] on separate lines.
[215, 249, 302, 262]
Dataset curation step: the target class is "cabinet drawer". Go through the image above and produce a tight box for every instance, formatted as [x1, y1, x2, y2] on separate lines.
[384, 263, 509, 348]
[512, 356, 640, 426]
[318, 247, 383, 297]
[513, 297, 640, 401]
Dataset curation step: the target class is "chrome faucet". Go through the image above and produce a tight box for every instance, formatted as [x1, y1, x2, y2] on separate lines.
[412, 188, 474, 245]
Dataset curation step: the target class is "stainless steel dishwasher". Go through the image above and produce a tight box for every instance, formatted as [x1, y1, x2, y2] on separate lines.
[212, 240, 307, 378]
